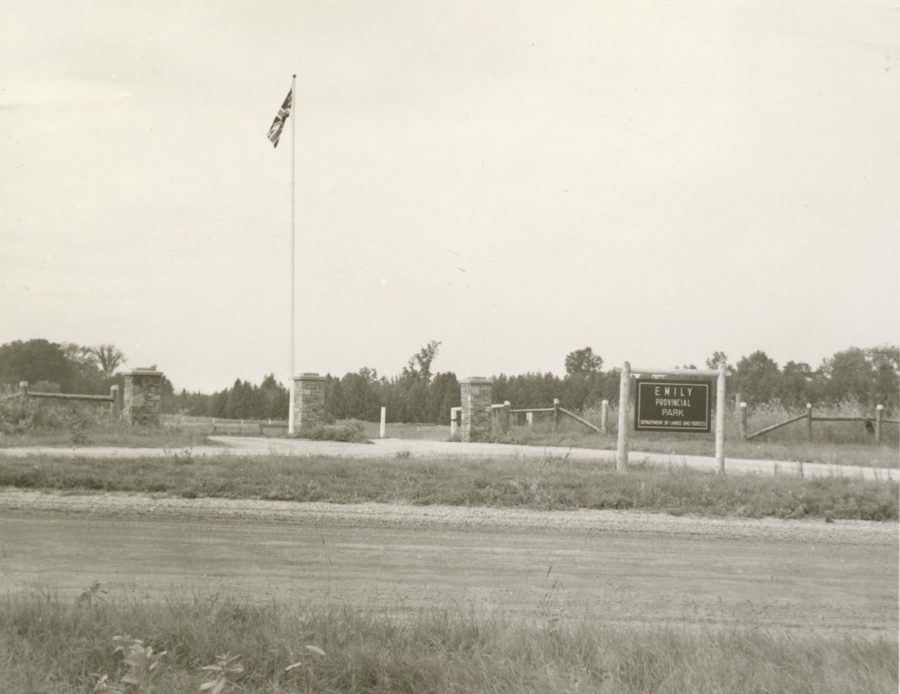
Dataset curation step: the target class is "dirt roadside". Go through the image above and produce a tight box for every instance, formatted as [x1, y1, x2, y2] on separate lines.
[1, 488, 895, 543]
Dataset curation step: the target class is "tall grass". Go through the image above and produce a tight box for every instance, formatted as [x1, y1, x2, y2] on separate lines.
[499, 402, 898, 468]
[1, 590, 895, 693]
[1, 454, 896, 520]
[0, 398, 216, 448]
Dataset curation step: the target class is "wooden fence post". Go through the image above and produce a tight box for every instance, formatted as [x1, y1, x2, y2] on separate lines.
[806, 403, 813, 440]
[875, 404, 883, 445]
[600, 399, 609, 435]
[616, 362, 630, 473]
[526, 411, 534, 431]
[19, 381, 28, 396]
[380, 406, 386, 438]
[715, 362, 726, 474]
[739, 401, 747, 440]
[109, 384, 120, 416]
[553, 398, 560, 431]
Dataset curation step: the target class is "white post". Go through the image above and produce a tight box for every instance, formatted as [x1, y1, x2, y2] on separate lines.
[287, 73, 298, 435]
[379, 406, 386, 438]
[600, 399, 609, 435]
[616, 362, 630, 473]
[875, 404, 884, 445]
[526, 411, 533, 430]
[715, 361, 726, 474]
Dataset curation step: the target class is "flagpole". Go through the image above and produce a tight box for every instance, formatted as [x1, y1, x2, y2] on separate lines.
[288, 73, 297, 434]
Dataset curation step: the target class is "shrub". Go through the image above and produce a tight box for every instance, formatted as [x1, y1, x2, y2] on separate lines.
[297, 420, 370, 443]
[0, 396, 109, 436]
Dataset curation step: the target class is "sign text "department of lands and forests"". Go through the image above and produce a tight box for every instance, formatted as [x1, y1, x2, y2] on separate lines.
[634, 378, 712, 433]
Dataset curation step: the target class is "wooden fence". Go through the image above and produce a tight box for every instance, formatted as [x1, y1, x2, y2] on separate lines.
[507, 399, 605, 435]
[741, 402, 898, 445]
[160, 414, 289, 435]
[17, 381, 120, 414]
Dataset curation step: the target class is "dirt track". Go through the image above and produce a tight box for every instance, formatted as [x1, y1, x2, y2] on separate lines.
[1, 490, 896, 636]
[0, 435, 896, 481]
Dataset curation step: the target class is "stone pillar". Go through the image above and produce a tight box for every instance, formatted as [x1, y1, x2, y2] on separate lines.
[122, 369, 163, 426]
[460, 377, 493, 442]
[292, 373, 327, 433]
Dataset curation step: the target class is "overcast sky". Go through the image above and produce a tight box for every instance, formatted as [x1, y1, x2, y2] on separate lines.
[2, 1, 898, 393]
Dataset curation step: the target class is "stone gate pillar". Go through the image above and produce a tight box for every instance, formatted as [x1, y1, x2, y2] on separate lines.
[292, 373, 327, 433]
[460, 377, 493, 442]
[123, 369, 163, 426]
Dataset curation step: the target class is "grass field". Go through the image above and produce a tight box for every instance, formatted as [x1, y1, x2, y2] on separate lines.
[1, 453, 895, 520]
[4, 400, 897, 469]
[2, 590, 895, 694]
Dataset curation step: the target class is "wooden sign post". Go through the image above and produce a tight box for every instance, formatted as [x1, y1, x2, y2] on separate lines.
[617, 362, 727, 474]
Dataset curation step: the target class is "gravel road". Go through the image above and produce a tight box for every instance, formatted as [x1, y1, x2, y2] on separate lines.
[1, 490, 896, 636]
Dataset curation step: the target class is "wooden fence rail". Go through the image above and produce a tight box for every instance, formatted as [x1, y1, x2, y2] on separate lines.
[18, 381, 119, 405]
[743, 402, 897, 445]
[557, 406, 602, 433]
[507, 400, 604, 434]
[744, 413, 807, 441]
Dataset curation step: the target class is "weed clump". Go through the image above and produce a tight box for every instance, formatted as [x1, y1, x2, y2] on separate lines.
[297, 420, 370, 443]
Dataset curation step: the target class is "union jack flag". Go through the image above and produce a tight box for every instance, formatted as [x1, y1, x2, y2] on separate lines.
[266, 88, 293, 148]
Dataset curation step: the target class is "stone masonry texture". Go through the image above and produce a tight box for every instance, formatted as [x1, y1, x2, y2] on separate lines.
[123, 370, 163, 426]
[293, 374, 327, 432]
[461, 377, 493, 442]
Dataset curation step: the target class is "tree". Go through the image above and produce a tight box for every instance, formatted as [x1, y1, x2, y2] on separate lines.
[705, 352, 728, 370]
[63, 343, 103, 393]
[866, 345, 899, 411]
[779, 361, 815, 408]
[395, 341, 442, 421]
[565, 347, 602, 376]
[402, 340, 442, 385]
[427, 372, 460, 423]
[91, 344, 126, 379]
[0, 339, 74, 390]
[821, 348, 872, 406]
[734, 351, 780, 405]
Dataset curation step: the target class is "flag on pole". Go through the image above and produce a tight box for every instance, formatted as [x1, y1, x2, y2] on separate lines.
[267, 87, 293, 148]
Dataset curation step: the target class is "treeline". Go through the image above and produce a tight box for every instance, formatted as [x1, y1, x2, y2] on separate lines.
[173, 375, 289, 421]
[2, 339, 897, 424]
[169, 343, 900, 423]
[728, 347, 899, 408]
[0, 339, 135, 396]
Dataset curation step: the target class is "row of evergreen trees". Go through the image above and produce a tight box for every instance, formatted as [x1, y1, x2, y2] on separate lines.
[1, 339, 897, 424]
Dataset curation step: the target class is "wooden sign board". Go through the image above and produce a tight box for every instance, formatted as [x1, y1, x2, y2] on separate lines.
[634, 378, 711, 433]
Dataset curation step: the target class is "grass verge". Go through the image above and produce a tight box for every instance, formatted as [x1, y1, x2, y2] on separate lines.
[1, 590, 896, 694]
[0, 425, 216, 449]
[1, 454, 896, 520]
[495, 427, 900, 468]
